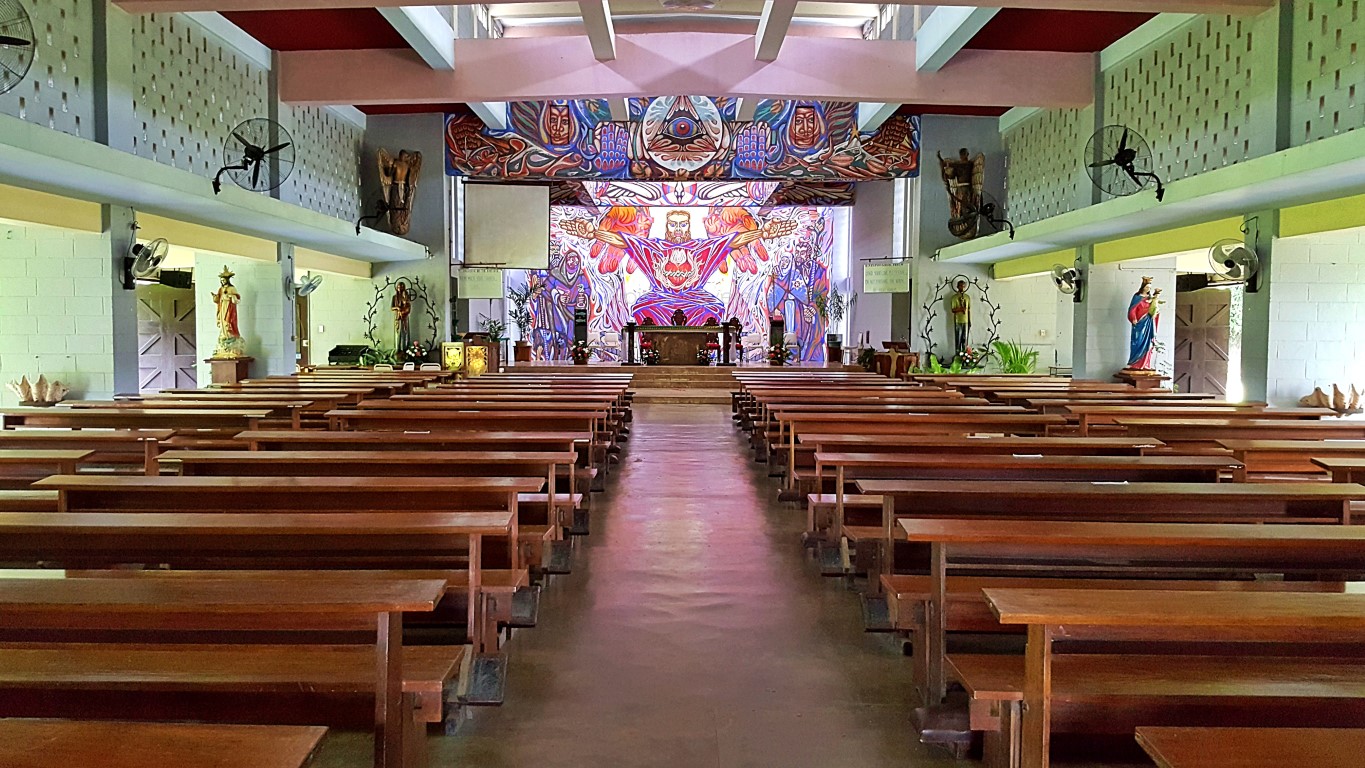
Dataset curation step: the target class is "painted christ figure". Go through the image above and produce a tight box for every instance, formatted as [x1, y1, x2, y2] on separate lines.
[559, 210, 796, 326]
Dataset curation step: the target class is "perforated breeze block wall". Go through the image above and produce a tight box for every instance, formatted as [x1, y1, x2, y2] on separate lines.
[0, 0, 97, 138]
[1003, 107, 1094, 226]
[193, 253, 286, 384]
[1293, 0, 1365, 142]
[1265, 228, 1365, 406]
[0, 223, 115, 403]
[1083, 259, 1177, 379]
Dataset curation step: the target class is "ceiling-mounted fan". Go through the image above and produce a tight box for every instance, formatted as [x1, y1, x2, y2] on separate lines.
[1084, 125, 1166, 202]
[213, 117, 295, 195]
[0, 0, 35, 96]
[1051, 264, 1084, 304]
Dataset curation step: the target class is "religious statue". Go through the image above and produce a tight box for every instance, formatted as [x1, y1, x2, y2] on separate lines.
[391, 280, 413, 351]
[212, 266, 246, 358]
[949, 279, 971, 357]
[939, 148, 986, 240]
[377, 148, 422, 236]
[1125, 277, 1161, 370]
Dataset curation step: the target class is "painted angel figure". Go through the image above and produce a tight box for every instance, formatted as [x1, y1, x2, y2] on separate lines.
[940, 148, 986, 240]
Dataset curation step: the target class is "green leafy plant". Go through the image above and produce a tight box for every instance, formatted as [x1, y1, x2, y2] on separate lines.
[991, 339, 1040, 374]
[813, 285, 853, 326]
[856, 347, 877, 371]
[925, 355, 946, 374]
[507, 283, 543, 341]
[360, 345, 400, 367]
[478, 316, 507, 343]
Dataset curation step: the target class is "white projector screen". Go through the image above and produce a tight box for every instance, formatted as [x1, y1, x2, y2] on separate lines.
[463, 184, 550, 269]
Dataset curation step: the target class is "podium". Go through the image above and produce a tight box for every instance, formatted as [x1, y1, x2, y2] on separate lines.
[206, 357, 252, 385]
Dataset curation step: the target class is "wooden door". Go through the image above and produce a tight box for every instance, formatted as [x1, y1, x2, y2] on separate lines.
[137, 284, 197, 393]
[296, 295, 311, 368]
[1173, 287, 1231, 395]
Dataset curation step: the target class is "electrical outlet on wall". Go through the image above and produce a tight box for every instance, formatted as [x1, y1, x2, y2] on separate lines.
[317, 325, 326, 333]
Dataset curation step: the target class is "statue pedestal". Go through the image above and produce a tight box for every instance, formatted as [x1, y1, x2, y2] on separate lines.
[1114, 369, 1170, 390]
[207, 357, 253, 385]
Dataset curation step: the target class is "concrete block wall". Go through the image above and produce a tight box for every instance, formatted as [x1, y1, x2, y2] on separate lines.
[193, 253, 285, 383]
[1266, 229, 1365, 406]
[0, 223, 115, 404]
[989, 274, 1074, 371]
[306, 271, 375, 365]
[1083, 258, 1178, 380]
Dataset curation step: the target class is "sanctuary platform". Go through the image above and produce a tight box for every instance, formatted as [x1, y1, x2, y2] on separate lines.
[507, 362, 859, 404]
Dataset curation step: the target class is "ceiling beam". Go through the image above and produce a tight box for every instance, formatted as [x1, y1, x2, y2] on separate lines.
[468, 102, 509, 130]
[278, 34, 1093, 107]
[579, 0, 617, 61]
[857, 102, 899, 133]
[916, 6, 997, 72]
[378, 7, 454, 70]
[117, 0, 1273, 12]
[755, 0, 798, 62]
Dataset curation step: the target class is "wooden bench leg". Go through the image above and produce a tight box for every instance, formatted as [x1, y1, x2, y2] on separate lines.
[404, 693, 429, 768]
[376, 611, 405, 768]
[982, 701, 1021, 768]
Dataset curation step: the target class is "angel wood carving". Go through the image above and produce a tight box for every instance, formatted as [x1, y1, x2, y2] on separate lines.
[939, 148, 985, 240]
[378, 149, 422, 236]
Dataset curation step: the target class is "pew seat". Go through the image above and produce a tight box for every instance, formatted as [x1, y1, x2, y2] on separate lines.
[0, 719, 327, 768]
[0, 490, 58, 511]
[1136, 726, 1365, 768]
[0, 643, 467, 728]
[806, 493, 883, 539]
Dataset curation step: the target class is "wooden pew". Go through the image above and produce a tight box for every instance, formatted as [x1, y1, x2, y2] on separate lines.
[0, 429, 171, 474]
[0, 449, 93, 489]
[1066, 405, 1331, 436]
[984, 588, 1365, 768]
[1135, 726, 1365, 768]
[64, 399, 312, 429]
[0, 408, 273, 433]
[1220, 440, 1365, 481]
[1116, 418, 1365, 449]
[0, 720, 328, 768]
[1314, 457, 1365, 483]
[0, 576, 447, 768]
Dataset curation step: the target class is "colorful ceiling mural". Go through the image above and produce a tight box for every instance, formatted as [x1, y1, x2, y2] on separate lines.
[445, 97, 919, 182]
[547, 180, 857, 207]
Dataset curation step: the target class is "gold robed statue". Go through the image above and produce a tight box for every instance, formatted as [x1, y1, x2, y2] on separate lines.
[212, 266, 246, 358]
[940, 148, 986, 241]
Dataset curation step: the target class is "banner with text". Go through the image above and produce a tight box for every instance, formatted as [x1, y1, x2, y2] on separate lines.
[863, 262, 910, 294]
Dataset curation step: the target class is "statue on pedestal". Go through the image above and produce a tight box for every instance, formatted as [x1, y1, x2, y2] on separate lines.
[391, 280, 413, 351]
[1124, 276, 1161, 371]
[212, 266, 246, 358]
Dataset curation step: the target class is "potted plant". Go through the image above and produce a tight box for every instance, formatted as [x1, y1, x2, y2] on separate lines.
[813, 285, 854, 365]
[360, 345, 400, 368]
[507, 283, 543, 363]
[766, 343, 792, 367]
[695, 345, 714, 366]
[991, 339, 1040, 374]
[570, 339, 595, 365]
[855, 346, 877, 372]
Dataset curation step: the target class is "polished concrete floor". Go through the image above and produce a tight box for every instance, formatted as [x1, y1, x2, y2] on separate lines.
[320, 403, 958, 767]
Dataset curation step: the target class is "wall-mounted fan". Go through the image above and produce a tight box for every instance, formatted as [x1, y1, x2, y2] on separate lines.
[1051, 264, 1084, 304]
[0, 0, 35, 96]
[213, 118, 295, 194]
[1084, 125, 1165, 202]
[968, 192, 1014, 240]
[121, 238, 169, 290]
[1208, 238, 1260, 290]
[290, 272, 324, 298]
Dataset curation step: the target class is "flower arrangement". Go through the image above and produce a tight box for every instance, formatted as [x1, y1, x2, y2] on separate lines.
[958, 346, 986, 371]
[696, 346, 713, 366]
[766, 344, 793, 366]
[570, 339, 595, 364]
[399, 341, 430, 363]
[640, 341, 660, 365]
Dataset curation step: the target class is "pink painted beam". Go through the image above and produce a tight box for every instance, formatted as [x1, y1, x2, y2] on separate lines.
[278, 33, 1094, 107]
[117, 0, 1272, 12]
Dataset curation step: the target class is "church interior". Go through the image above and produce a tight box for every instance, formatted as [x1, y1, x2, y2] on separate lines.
[3, 1, 1365, 767]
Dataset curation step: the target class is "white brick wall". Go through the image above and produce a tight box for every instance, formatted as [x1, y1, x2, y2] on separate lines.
[1083, 259, 1178, 380]
[1267, 229, 1365, 406]
[989, 274, 1074, 371]
[0, 224, 116, 404]
[193, 254, 286, 384]
[306, 272, 374, 366]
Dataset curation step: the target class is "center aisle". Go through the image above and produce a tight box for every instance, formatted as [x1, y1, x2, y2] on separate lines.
[333, 403, 955, 767]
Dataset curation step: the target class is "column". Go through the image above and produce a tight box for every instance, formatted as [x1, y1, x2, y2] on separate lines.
[278, 242, 298, 374]
[105, 206, 139, 395]
[1069, 245, 1094, 378]
[1238, 210, 1277, 403]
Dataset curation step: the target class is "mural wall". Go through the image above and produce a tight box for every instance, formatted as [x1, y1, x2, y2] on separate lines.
[519, 196, 845, 363]
[446, 98, 919, 182]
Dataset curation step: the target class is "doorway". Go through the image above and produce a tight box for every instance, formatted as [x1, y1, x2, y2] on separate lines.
[1173, 286, 1237, 396]
[136, 284, 197, 392]
[296, 294, 311, 368]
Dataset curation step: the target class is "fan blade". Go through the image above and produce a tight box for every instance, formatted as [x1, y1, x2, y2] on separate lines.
[262, 142, 291, 156]
[1088, 159, 1116, 168]
[1119, 129, 1130, 152]
[251, 160, 261, 189]
[232, 132, 252, 148]
[0, 35, 31, 46]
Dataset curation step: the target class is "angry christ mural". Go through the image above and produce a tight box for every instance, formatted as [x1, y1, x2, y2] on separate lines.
[522, 197, 840, 363]
[445, 97, 919, 182]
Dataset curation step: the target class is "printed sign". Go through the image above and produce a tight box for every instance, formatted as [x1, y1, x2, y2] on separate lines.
[863, 262, 910, 294]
